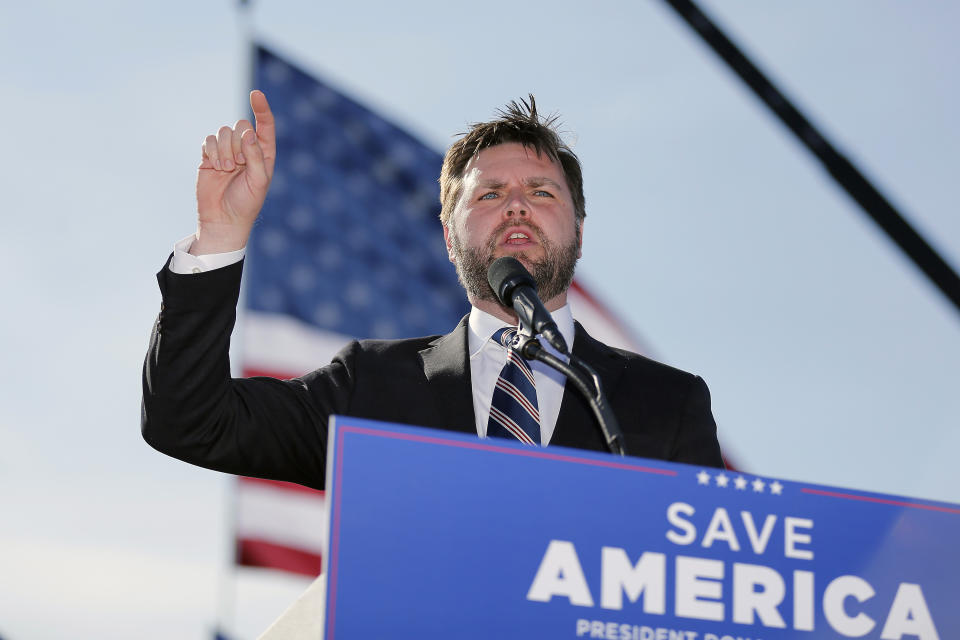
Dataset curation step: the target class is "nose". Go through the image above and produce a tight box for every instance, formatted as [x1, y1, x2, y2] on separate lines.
[504, 188, 529, 218]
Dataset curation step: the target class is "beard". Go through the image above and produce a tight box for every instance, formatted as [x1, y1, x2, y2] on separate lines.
[449, 220, 580, 306]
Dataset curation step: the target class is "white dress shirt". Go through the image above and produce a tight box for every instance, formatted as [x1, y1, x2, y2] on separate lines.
[466, 306, 572, 445]
[170, 235, 574, 445]
[170, 234, 245, 274]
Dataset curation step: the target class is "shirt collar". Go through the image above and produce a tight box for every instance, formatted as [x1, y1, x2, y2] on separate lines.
[467, 304, 575, 357]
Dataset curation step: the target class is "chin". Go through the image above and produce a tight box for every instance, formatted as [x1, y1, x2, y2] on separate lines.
[493, 248, 538, 264]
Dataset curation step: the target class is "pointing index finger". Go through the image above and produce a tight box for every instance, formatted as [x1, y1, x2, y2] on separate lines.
[250, 90, 276, 175]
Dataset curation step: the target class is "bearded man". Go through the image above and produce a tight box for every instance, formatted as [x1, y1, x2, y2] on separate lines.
[142, 92, 724, 489]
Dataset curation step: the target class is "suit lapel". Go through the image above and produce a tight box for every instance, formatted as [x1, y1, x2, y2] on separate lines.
[418, 315, 477, 435]
[551, 322, 626, 451]
[417, 317, 627, 448]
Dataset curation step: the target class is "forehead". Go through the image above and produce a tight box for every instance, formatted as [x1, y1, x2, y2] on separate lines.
[463, 142, 567, 185]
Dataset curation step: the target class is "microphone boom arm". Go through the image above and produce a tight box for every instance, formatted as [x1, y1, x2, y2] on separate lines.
[514, 334, 627, 456]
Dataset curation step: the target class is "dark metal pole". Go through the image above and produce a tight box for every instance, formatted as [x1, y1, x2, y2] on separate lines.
[662, 0, 960, 315]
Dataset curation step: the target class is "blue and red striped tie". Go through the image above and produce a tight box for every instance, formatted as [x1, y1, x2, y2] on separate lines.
[487, 327, 541, 445]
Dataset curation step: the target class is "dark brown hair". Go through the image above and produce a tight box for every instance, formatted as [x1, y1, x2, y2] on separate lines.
[438, 95, 585, 231]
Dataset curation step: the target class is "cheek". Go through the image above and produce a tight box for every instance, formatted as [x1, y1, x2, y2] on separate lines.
[447, 212, 481, 251]
[450, 213, 470, 241]
[454, 207, 488, 239]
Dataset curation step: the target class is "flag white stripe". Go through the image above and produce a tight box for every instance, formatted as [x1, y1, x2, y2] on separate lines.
[244, 310, 352, 375]
[236, 482, 327, 553]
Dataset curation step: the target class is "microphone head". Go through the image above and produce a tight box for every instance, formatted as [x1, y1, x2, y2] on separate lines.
[487, 257, 536, 306]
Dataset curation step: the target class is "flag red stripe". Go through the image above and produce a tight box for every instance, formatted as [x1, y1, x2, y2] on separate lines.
[238, 475, 325, 497]
[570, 279, 629, 331]
[237, 538, 323, 577]
[241, 366, 298, 380]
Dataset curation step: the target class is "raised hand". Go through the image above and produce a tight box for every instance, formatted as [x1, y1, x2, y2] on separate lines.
[191, 90, 277, 255]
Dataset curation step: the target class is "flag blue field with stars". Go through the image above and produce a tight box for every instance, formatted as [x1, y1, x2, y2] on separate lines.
[244, 44, 468, 371]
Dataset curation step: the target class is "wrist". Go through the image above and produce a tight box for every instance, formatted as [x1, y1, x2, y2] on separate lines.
[190, 220, 252, 255]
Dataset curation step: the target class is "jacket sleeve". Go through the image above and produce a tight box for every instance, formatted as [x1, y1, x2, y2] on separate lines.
[141, 256, 351, 490]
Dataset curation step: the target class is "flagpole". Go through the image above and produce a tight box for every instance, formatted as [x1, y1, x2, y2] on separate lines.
[213, 477, 240, 639]
[212, 3, 253, 637]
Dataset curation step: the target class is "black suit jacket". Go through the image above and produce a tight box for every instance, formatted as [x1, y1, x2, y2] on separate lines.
[142, 258, 724, 490]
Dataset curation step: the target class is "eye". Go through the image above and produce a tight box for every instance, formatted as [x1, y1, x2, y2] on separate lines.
[533, 190, 553, 198]
[479, 192, 499, 200]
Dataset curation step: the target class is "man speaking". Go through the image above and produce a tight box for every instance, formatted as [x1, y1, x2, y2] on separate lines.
[142, 91, 724, 489]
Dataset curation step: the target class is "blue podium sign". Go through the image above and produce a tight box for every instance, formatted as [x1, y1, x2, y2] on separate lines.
[322, 417, 958, 639]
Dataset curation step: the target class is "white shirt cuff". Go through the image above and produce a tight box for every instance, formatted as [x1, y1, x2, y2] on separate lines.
[169, 234, 246, 274]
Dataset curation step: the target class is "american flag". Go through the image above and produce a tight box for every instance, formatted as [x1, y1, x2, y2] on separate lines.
[235, 44, 653, 578]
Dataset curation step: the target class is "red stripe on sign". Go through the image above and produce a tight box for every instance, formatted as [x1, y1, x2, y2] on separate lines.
[239, 475, 325, 497]
[338, 424, 677, 475]
[237, 538, 323, 576]
[327, 425, 348, 640]
[801, 488, 960, 514]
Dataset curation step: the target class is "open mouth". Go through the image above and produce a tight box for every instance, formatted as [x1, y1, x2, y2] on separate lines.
[501, 227, 538, 247]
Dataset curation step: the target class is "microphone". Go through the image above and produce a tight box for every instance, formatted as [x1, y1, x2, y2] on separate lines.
[487, 257, 568, 354]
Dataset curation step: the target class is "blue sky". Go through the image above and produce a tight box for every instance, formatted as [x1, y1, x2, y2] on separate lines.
[2, 1, 958, 637]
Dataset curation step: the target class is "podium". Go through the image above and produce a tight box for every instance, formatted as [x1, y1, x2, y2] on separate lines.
[263, 416, 958, 639]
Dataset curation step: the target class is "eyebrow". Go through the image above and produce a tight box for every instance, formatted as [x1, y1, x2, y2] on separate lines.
[525, 177, 563, 189]
[478, 177, 564, 190]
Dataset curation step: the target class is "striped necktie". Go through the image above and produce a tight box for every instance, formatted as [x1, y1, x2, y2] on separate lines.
[486, 327, 541, 445]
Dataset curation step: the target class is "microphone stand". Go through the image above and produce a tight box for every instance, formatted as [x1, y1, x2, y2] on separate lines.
[512, 333, 627, 457]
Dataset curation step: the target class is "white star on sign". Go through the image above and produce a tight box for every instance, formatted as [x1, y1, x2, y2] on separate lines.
[715, 473, 730, 488]
[734, 476, 748, 490]
[752, 478, 766, 493]
[697, 470, 711, 485]
[770, 481, 783, 495]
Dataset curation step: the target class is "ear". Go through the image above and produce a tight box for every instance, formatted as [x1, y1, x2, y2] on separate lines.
[443, 224, 456, 263]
